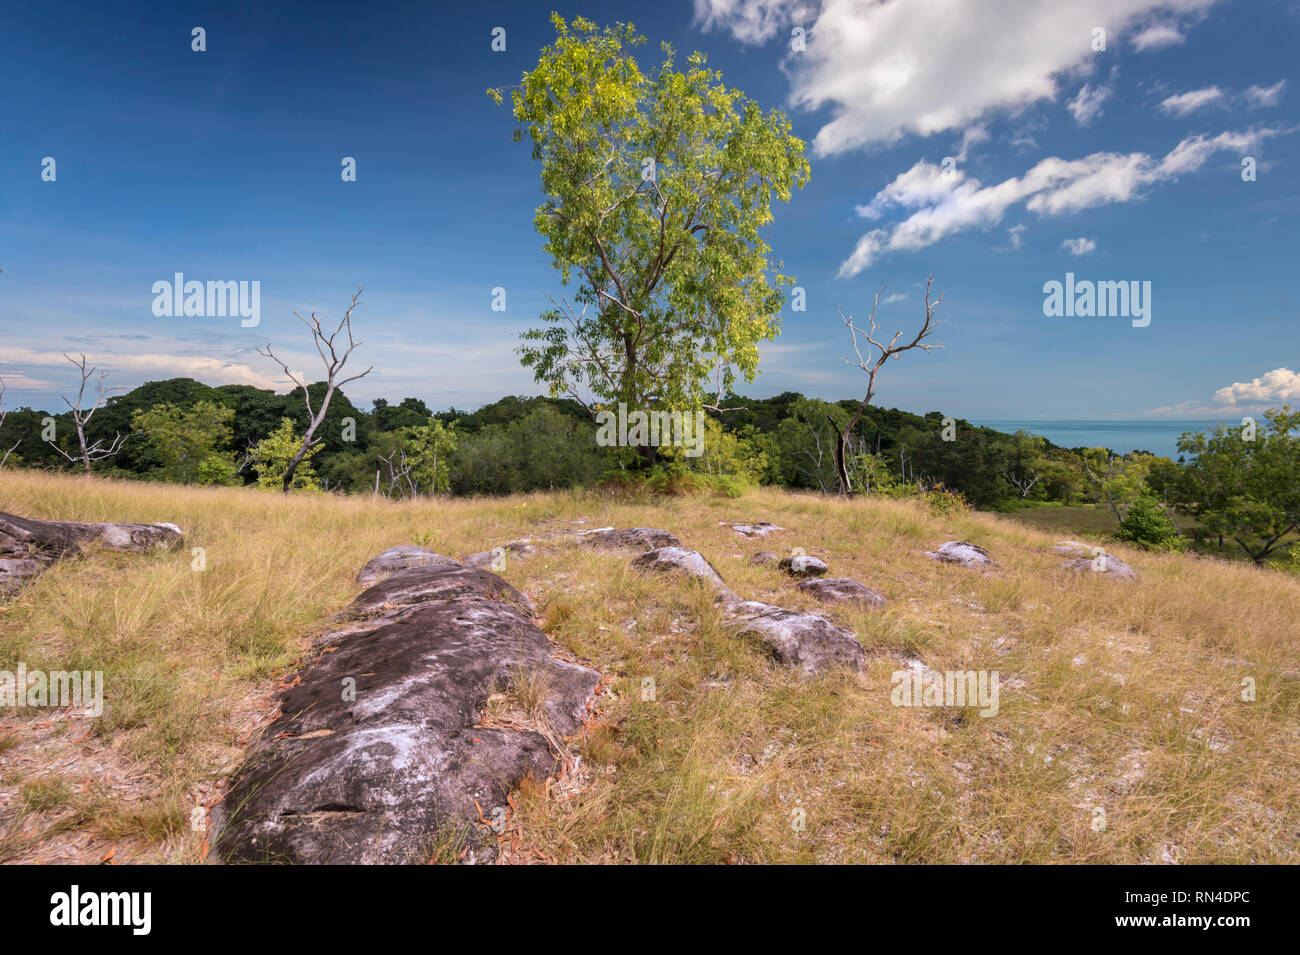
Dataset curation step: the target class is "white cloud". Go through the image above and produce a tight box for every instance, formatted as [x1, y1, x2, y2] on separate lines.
[0, 371, 57, 392]
[0, 346, 288, 392]
[1159, 85, 1225, 115]
[1061, 237, 1098, 255]
[1005, 225, 1028, 249]
[1244, 79, 1287, 108]
[1213, 367, 1300, 406]
[1130, 21, 1186, 50]
[1067, 77, 1115, 126]
[839, 127, 1281, 275]
[691, 0, 816, 44]
[1148, 368, 1300, 415]
[696, 0, 1218, 154]
[881, 292, 908, 304]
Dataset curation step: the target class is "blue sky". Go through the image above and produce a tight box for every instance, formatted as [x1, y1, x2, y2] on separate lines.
[2, 0, 1297, 420]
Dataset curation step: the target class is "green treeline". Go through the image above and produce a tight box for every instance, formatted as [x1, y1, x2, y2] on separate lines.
[3, 378, 1295, 567]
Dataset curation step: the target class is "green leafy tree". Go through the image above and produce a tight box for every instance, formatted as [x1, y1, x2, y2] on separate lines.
[130, 400, 237, 485]
[378, 418, 458, 498]
[1173, 407, 1300, 564]
[768, 398, 848, 493]
[251, 418, 322, 491]
[491, 15, 810, 465]
[447, 406, 611, 495]
[663, 416, 767, 485]
[1082, 449, 1152, 522]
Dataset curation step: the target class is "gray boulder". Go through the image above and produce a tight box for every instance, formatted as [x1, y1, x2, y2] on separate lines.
[724, 600, 866, 674]
[925, 541, 994, 569]
[796, 577, 887, 610]
[778, 554, 829, 578]
[630, 546, 732, 598]
[214, 558, 598, 865]
[749, 551, 779, 567]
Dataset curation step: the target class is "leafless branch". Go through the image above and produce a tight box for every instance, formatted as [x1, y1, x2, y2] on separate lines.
[258, 288, 373, 492]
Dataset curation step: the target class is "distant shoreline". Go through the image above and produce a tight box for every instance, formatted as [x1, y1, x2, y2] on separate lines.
[971, 419, 1229, 458]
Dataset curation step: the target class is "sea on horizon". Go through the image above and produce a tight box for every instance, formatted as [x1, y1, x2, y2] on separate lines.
[970, 420, 1234, 459]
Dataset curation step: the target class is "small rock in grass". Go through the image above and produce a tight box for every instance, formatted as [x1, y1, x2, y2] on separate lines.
[777, 554, 828, 578]
[796, 576, 887, 610]
[925, 541, 994, 569]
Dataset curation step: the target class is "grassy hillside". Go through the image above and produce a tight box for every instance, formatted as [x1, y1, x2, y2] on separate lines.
[1, 470, 1297, 863]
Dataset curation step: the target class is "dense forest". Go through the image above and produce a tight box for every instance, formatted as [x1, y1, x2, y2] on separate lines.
[0, 375, 1114, 502]
[2, 376, 1296, 568]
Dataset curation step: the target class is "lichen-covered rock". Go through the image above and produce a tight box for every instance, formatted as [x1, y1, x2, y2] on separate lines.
[580, 527, 683, 553]
[722, 521, 785, 538]
[0, 557, 48, 594]
[796, 577, 887, 610]
[356, 546, 459, 585]
[342, 561, 536, 619]
[925, 541, 994, 569]
[213, 558, 599, 865]
[1055, 542, 1138, 581]
[778, 554, 829, 578]
[749, 551, 779, 566]
[0, 511, 183, 595]
[724, 600, 866, 674]
[630, 546, 732, 598]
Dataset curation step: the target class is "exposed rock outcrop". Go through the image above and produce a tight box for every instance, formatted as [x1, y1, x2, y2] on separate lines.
[1053, 541, 1138, 581]
[925, 540, 995, 570]
[796, 577, 887, 611]
[625, 539, 864, 674]
[721, 521, 785, 538]
[579, 527, 683, 553]
[749, 551, 779, 567]
[214, 557, 599, 865]
[356, 546, 459, 585]
[343, 562, 536, 619]
[0, 511, 183, 595]
[630, 546, 732, 597]
[724, 600, 867, 674]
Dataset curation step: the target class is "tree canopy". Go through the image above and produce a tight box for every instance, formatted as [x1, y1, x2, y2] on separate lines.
[492, 15, 810, 445]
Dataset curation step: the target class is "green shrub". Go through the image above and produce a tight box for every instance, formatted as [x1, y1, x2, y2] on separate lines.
[1115, 489, 1185, 551]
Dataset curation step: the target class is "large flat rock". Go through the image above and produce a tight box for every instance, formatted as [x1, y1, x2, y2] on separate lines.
[355, 546, 459, 585]
[579, 527, 682, 553]
[342, 561, 536, 618]
[214, 559, 599, 864]
[0, 511, 183, 595]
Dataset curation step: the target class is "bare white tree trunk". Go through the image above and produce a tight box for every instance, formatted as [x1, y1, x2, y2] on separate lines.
[258, 289, 373, 493]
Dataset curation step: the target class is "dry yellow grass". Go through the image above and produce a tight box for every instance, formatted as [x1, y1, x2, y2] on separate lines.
[1, 469, 1296, 863]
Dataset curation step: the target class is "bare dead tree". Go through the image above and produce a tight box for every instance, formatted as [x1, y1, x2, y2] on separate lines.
[835, 276, 944, 495]
[703, 358, 747, 415]
[46, 354, 126, 476]
[258, 288, 373, 493]
[0, 376, 21, 468]
[1003, 467, 1040, 498]
[377, 447, 419, 499]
